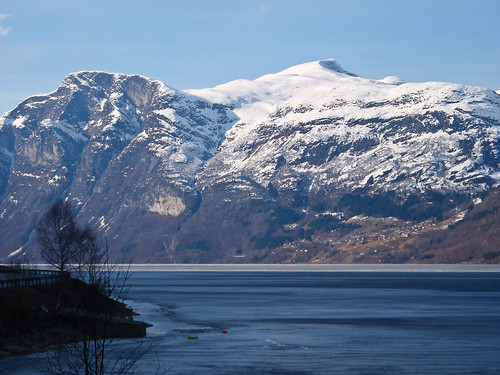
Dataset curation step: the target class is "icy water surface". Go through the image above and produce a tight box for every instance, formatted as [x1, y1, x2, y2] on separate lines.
[2, 269, 500, 374]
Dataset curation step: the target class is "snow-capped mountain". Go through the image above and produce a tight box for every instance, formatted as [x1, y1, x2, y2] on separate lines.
[1, 60, 499, 263]
[189, 60, 500, 197]
[0, 72, 236, 260]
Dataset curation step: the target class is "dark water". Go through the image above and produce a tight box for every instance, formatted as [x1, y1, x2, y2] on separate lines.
[2, 271, 500, 374]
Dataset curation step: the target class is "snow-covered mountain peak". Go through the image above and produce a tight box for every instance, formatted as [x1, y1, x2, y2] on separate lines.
[0, 70, 238, 188]
[191, 60, 500, 126]
[188, 60, 360, 106]
[272, 59, 357, 78]
[63, 70, 164, 87]
[190, 60, 500, 199]
[61, 71, 177, 105]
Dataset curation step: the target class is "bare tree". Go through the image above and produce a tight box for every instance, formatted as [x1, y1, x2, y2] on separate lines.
[37, 199, 91, 274]
[37, 199, 91, 309]
[40, 216, 166, 375]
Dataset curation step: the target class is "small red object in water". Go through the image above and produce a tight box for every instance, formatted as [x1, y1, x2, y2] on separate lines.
[223, 330, 228, 334]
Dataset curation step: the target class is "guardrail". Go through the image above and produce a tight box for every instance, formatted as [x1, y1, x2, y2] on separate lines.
[0, 267, 69, 289]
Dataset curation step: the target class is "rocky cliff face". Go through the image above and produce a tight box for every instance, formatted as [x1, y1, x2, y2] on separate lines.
[1, 61, 499, 263]
[0, 72, 236, 260]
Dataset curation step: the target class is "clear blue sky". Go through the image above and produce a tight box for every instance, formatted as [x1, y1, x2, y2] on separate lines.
[1, 0, 499, 115]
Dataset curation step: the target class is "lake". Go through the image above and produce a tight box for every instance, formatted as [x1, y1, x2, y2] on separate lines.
[2, 266, 500, 374]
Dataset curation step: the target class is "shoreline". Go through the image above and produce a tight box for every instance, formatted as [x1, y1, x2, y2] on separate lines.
[4, 264, 500, 273]
[125, 264, 500, 272]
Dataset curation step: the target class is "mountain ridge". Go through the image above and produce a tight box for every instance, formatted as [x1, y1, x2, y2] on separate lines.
[1, 60, 499, 263]
[190, 60, 500, 196]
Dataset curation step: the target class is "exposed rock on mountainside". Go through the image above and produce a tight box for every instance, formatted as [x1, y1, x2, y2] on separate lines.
[1, 61, 499, 263]
[0, 72, 236, 261]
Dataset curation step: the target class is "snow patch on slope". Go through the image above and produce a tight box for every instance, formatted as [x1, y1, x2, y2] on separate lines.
[13, 116, 29, 129]
[0, 114, 13, 131]
[40, 119, 88, 142]
[379, 76, 405, 85]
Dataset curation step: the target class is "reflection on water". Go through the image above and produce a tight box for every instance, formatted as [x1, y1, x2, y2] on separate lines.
[2, 269, 500, 374]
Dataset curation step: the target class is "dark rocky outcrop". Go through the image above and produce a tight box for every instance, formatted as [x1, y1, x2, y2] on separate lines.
[0, 275, 149, 358]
